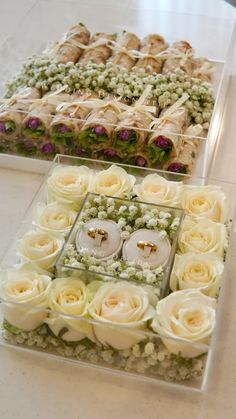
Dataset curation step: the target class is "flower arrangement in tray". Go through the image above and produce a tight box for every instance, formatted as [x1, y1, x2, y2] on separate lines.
[0, 22, 215, 174]
[0, 158, 232, 389]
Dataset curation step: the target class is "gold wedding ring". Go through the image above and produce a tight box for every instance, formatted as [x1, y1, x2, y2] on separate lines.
[87, 227, 108, 241]
[137, 240, 157, 252]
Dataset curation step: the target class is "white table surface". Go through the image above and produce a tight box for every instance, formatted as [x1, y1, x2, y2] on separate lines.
[0, 1, 236, 418]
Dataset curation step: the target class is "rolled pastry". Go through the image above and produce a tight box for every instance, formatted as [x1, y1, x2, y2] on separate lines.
[146, 105, 189, 165]
[135, 34, 168, 74]
[0, 87, 41, 145]
[22, 93, 71, 142]
[49, 92, 97, 153]
[112, 109, 154, 156]
[79, 32, 116, 65]
[164, 124, 203, 174]
[50, 22, 90, 63]
[78, 101, 121, 150]
[109, 31, 140, 70]
[162, 40, 194, 75]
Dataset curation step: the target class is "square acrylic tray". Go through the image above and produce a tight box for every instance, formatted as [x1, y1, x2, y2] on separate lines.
[0, 154, 235, 392]
[0, 0, 235, 177]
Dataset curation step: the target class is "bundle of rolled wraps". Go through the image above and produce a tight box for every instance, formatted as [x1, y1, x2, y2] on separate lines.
[109, 31, 140, 70]
[112, 85, 157, 162]
[78, 99, 124, 157]
[22, 92, 72, 144]
[146, 94, 190, 166]
[135, 34, 168, 74]
[79, 32, 116, 65]
[0, 87, 41, 150]
[49, 91, 98, 154]
[162, 40, 194, 76]
[50, 22, 90, 64]
[164, 124, 203, 174]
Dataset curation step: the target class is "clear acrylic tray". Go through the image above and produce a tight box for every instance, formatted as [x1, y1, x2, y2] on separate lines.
[0, 154, 235, 393]
[0, 0, 235, 177]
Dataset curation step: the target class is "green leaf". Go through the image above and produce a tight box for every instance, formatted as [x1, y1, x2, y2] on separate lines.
[5, 121, 16, 133]
[79, 128, 108, 148]
[113, 130, 138, 154]
[146, 142, 171, 164]
[3, 319, 21, 334]
[23, 124, 45, 138]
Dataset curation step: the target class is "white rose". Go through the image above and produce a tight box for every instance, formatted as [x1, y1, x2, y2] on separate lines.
[170, 253, 224, 297]
[91, 165, 136, 197]
[180, 185, 228, 222]
[0, 267, 51, 331]
[88, 281, 156, 350]
[33, 202, 76, 236]
[178, 216, 227, 257]
[152, 289, 216, 358]
[17, 230, 64, 271]
[47, 165, 93, 210]
[45, 277, 92, 342]
[133, 174, 182, 206]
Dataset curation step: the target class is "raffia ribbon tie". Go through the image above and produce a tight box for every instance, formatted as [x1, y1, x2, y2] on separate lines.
[156, 47, 194, 65]
[119, 85, 157, 121]
[149, 92, 189, 129]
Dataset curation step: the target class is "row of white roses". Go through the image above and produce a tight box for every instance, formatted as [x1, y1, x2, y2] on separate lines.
[47, 164, 229, 223]
[16, 211, 228, 297]
[0, 268, 216, 358]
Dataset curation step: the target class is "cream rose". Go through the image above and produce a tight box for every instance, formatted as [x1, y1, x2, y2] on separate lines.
[170, 253, 224, 297]
[47, 165, 93, 210]
[152, 289, 216, 358]
[180, 185, 228, 222]
[88, 281, 156, 350]
[0, 267, 51, 331]
[33, 202, 77, 236]
[45, 277, 92, 342]
[91, 165, 136, 197]
[178, 216, 227, 257]
[17, 230, 64, 271]
[134, 174, 182, 206]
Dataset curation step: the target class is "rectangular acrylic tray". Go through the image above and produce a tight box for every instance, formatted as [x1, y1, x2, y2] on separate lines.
[0, 0, 235, 177]
[0, 154, 235, 393]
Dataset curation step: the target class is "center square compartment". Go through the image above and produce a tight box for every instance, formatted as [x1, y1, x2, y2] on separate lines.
[56, 192, 185, 299]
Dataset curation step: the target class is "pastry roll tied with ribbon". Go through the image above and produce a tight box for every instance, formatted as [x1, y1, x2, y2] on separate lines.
[79, 32, 116, 65]
[146, 93, 189, 166]
[162, 40, 194, 75]
[0, 87, 40, 151]
[49, 92, 97, 153]
[50, 22, 90, 64]
[22, 93, 71, 142]
[135, 34, 168, 74]
[78, 100, 123, 151]
[0, 87, 40, 145]
[164, 124, 203, 174]
[112, 85, 156, 156]
[109, 31, 140, 70]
